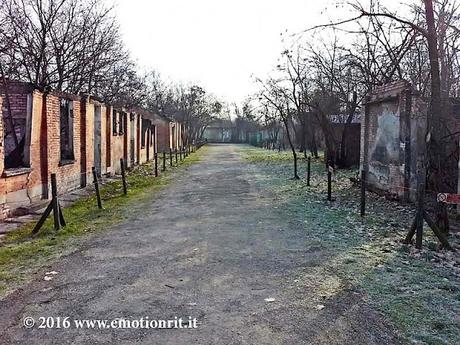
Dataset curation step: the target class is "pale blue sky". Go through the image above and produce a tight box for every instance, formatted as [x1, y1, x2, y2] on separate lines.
[112, 0, 338, 103]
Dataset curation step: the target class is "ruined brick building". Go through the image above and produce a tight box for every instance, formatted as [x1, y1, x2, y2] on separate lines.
[360, 80, 460, 202]
[0, 81, 184, 219]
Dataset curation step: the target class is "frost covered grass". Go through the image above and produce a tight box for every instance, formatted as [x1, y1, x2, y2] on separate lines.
[240, 146, 460, 345]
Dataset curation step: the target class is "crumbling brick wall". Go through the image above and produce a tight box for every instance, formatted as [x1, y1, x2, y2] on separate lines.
[1, 81, 182, 219]
[0, 90, 46, 212]
[153, 116, 171, 151]
[361, 81, 427, 201]
[361, 80, 460, 202]
[0, 82, 34, 170]
[0, 95, 5, 218]
[45, 92, 83, 194]
[110, 108, 125, 174]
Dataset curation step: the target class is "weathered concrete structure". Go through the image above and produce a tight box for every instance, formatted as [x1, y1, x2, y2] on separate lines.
[0, 81, 185, 219]
[360, 81, 426, 201]
[360, 80, 459, 201]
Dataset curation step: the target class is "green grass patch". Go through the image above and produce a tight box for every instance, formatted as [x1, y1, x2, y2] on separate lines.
[0, 147, 206, 298]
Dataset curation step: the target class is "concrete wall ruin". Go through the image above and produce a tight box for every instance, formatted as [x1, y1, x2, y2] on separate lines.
[360, 81, 428, 201]
[361, 80, 459, 202]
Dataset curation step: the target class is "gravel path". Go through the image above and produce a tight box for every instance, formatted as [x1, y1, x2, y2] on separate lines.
[0, 144, 401, 345]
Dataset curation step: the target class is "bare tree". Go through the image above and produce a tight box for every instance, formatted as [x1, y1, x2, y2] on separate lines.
[0, 0, 132, 98]
[258, 77, 300, 179]
[303, 0, 460, 232]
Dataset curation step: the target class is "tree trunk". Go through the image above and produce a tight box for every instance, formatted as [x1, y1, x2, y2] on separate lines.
[282, 118, 299, 179]
[424, 0, 450, 233]
[338, 92, 358, 168]
[314, 110, 338, 167]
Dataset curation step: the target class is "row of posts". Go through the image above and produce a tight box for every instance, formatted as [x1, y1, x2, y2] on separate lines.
[33, 144, 199, 234]
[258, 149, 368, 218]
[96, 145, 196, 208]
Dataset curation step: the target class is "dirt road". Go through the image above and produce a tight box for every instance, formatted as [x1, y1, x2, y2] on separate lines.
[0, 144, 400, 345]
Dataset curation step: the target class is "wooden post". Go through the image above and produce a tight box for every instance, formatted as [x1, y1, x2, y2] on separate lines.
[179, 147, 183, 160]
[32, 173, 66, 234]
[175, 149, 178, 164]
[360, 170, 366, 217]
[154, 153, 158, 177]
[422, 212, 452, 250]
[415, 176, 425, 249]
[307, 157, 311, 187]
[51, 173, 60, 230]
[120, 158, 127, 195]
[169, 149, 173, 167]
[327, 167, 332, 202]
[162, 151, 166, 172]
[92, 167, 103, 209]
[324, 151, 328, 171]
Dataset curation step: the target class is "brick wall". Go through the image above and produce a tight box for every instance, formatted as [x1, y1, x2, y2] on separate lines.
[99, 104, 108, 175]
[0, 91, 46, 216]
[105, 106, 113, 174]
[110, 108, 125, 174]
[0, 82, 34, 168]
[153, 116, 170, 152]
[1, 82, 169, 219]
[0, 96, 5, 218]
[169, 121, 184, 150]
[46, 92, 83, 194]
[0, 96, 3, 175]
[0, 88, 85, 217]
[138, 117, 153, 165]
